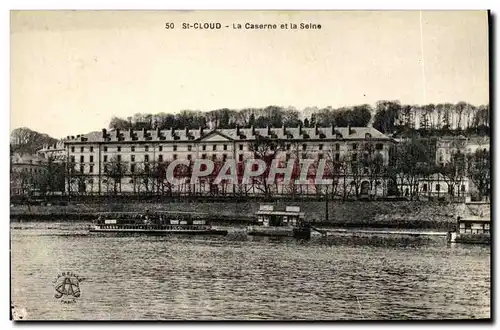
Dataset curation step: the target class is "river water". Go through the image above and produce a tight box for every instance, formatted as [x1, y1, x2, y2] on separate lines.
[10, 222, 490, 320]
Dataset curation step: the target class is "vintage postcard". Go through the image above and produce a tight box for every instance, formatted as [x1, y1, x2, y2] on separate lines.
[10, 10, 490, 321]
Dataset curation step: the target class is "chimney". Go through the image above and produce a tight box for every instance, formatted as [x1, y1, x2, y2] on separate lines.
[315, 124, 319, 136]
[267, 126, 271, 136]
[299, 123, 302, 135]
[157, 127, 161, 136]
[200, 127, 204, 135]
[185, 127, 189, 136]
[129, 128, 133, 136]
[171, 127, 175, 136]
[282, 125, 286, 135]
[251, 125, 255, 136]
[348, 125, 352, 135]
[116, 129, 121, 138]
[143, 127, 147, 135]
[331, 124, 335, 135]
[102, 129, 107, 138]
[236, 125, 240, 136]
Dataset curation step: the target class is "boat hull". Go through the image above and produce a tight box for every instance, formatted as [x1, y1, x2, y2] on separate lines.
[449, 232, 490, 244]
[89, 227, 228, 236]
[247, 226, 311, 239]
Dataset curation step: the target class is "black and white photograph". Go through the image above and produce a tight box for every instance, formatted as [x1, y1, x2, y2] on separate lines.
[9, 9, 491, 321]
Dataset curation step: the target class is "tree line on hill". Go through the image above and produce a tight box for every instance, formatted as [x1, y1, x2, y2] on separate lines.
[107, 101, 490, 137]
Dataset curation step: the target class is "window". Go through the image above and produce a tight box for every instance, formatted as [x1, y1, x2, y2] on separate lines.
[436, 184, 441, 191]
[173, 154, 177, 160]
[239, 154, 243, 162]
[130, 164, 135, 173]
[202, 154, 207, 159]
[239, 145, 243, 151]
[159, 146, 163, 152]
[202, 145, 207, 151]
[335, 143, 340, 151]
[319, 144, 324, 151]
[286, 144, 291, 151]
[223, 144, 228, 151]
[335, 153, 340, 162]
[70, 156, 75, 163]
[461, 185, 466, 192]
[188, 145, 192, 151]
[187, 155, 192, 161]
[318, 154, 324, 160]
[90, 146, 94, 152]
[213, 145, 217, 151]
[144, 155, 149, 162]
[352, 143, 358, 150]
[173, 145, 177, 151]
[352, 153, 358, 161]
[301, 153, 307, 159]
[80, 155, 84, 163]
[104, 146, 108, 152]
[375, 143, 383, 150]
[89, 165, 94, 173]
[71, 147, 75, 153]
[286, 154, 290, 161]
[423, 184, 428, 192]
[117, 146, 121, 152]
[90, 155, 94, 163]
[80, 147, 84, 152]
[131, 146, 135, 152]
[223, 154, 227, 161]
[212, 154, 217, 161]
[131, 155, 135, 162]
[117, 155, 121, 162]
[158, 155, 163, 162]
[145, 146, 149, 152]
[302, 144, 307, 151]
[80, 165, 84, 173]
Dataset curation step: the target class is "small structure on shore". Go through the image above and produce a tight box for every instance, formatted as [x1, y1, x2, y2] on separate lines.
[247, 205, 311, 239]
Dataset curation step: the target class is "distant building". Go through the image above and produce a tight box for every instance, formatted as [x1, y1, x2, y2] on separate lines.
[37, 141, 66, 162]
[10, 153, 48, 196]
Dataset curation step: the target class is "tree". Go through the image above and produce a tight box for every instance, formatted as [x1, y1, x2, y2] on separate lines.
[392, 138, 431, 200]
[466, 149, 490, 200]
[373, 101, 402, 134]
[349, 104, 372, 127]
[248, 135, 285, 197]
[109, 116, 131, 130]
[438, 150, 466, 198]
[104, 156, 126, 195]
[10, 127, 57, 155]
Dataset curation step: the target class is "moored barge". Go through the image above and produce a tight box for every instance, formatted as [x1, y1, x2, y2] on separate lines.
[89, 211, 228, 236]
[448, 216, 490, 244]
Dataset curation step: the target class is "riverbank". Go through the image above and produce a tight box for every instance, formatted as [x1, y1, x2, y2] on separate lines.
[10, 200, 467, 230]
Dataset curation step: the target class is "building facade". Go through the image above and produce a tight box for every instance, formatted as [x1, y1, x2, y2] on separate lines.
[10, 153, 48, 196]
[37, 141, 66, 162]
[62, 126, 395, 197]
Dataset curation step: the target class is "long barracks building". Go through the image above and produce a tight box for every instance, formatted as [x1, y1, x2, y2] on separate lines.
[62, 125, 395, 196]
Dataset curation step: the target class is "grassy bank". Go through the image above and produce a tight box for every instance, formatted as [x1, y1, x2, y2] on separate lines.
[10, 200, 462, 230]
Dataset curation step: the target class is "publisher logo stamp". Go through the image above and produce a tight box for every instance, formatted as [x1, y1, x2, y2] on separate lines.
[53, 272, 83, 304]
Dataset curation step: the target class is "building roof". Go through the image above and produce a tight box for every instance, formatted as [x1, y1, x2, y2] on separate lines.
[63, 126, 393, 144]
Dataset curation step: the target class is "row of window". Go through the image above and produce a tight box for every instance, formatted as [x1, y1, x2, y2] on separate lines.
[69, 143, 385, 153]
[71, 151, 384, 164]
[72, 152, 385, 172]
[70, 144, 233, 153]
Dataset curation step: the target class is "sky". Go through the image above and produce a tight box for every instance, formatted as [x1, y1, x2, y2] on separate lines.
[10, 10, 489, 139]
